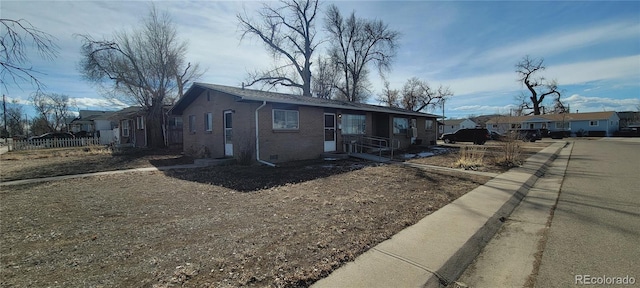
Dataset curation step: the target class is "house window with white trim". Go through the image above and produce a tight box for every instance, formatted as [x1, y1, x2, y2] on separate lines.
[121, 120, 130, 137]
[555, 122, 570, 129]
[204, 112, 213, 132]
[136, 116, 144, 130]
[273, 109, 299, 130]
[511, 124, 522, 129]
[189, 115, 196, 133]
[342, 114, 366, 134]
[589, 120, 598, 126]
[393, 117, 409, 134]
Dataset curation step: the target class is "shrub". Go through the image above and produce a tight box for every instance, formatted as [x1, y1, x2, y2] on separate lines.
[493, 133, 522, 167]
[455, 146, 486, 170]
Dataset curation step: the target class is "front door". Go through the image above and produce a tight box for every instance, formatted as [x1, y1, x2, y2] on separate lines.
[224, 111, 233, 157]
[324, 113, 336, 152]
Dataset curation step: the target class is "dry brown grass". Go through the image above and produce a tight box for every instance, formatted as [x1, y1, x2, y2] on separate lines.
[455, 146, 486, 170]
[2, 146, 112, 161]
[491, 137, 523, 168]
[0, 160, 490, 287]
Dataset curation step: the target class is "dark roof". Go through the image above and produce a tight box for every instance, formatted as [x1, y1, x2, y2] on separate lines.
[170, 83, 439, 118]
[486, 111, 618, 124]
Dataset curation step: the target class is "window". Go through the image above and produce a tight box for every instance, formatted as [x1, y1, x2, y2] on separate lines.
[136, 116, 144, 130]
[425, 119, 434, 130]
[511, 123, 522, 129]
[393, 117, 409, 134]
[121, 120, 130, 137]
[189, 115, 196, 133]
[273, 109, 299, 130]
[342, 114, 366, 134]
[589, 120, 598, 126]
[170, 117, 183, 129]
[492, 124, 498, 128]
[204, 112, 213, 132]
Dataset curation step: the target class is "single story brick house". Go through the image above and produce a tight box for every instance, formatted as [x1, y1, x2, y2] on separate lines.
[169, 83, 440, 164]
[486, 111, 620, 137]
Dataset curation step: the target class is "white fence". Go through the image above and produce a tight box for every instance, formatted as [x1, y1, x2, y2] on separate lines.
[8, 137, 102, 152]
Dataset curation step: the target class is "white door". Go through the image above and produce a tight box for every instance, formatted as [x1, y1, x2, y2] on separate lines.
[224, 111, 233, 157]
[324, 113, 336, 152]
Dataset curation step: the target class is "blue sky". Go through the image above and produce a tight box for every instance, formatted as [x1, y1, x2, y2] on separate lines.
[2, 0, 639, 119]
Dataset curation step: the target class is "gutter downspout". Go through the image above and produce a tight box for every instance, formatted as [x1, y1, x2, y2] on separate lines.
[255, 101, 277, 167]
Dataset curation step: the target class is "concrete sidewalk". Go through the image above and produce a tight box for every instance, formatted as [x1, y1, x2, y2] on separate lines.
[313, 141, 568, 288]
[455, 141, 572, 287]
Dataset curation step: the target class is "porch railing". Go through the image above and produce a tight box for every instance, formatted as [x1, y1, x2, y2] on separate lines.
[342, 135, 400, 161]
[8, 137, 102, 151]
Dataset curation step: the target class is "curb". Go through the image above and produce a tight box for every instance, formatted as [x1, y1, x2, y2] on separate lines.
[312, 141, 567, 288]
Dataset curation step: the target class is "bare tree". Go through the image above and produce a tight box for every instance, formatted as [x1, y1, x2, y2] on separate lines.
[238, 0, 319, 96]
[31, 92, 74, 132]
[0, 18, 59, 91]
[400, 77, 452, 112]
[78, 6, 202, 148]
[516, 55, 561, 115]
[376, 78, 399, 107]
[1, 98, 24, 137]
[325, 4, 400, 102]
[312, 55, 338, 99]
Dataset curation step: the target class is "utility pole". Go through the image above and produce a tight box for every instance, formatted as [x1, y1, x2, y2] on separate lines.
[3, 94, 7, 140]
[440, 99, 445, 138]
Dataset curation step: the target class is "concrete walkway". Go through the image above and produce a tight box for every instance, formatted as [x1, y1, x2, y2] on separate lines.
[313, 141, 568, 288]
[454, 142, 572, 287]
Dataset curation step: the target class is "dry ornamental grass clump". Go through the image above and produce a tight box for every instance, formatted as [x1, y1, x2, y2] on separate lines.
[455, 146, 486, 170]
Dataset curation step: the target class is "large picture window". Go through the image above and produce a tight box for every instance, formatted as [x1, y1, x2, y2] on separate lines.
[555, 122, 570, 129]
[342, 114, 366, 134]
[273, 109, 299, 130]
[393, 117, 409, 134]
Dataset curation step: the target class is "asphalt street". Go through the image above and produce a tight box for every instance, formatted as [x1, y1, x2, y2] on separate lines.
[536, 138, 640, 287]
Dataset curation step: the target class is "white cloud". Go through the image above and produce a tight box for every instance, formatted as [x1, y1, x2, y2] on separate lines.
[546, 55, 640, 85]
[72, 97, 128, 110]
[438, 55, 640, 97]
[563, 94, 640, 113]
[479, 20, 640, 65]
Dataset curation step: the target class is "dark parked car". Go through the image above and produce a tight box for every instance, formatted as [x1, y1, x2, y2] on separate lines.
[28, 132, 75, 141]
[441, 128, 490, 145]
[512, 129, 542, 142]
[490, 131, 506, 141]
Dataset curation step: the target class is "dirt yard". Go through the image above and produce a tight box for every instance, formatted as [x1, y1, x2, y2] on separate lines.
[0, 141, 548, 287]
[0, 147, 194, 182]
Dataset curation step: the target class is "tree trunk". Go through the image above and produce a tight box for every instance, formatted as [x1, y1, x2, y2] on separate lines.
[146, 103, 166, 148]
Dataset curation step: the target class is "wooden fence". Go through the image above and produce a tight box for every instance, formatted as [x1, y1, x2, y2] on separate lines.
[8, 137, 102, 152]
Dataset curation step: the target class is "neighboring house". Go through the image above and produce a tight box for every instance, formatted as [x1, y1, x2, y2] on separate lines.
[443, 119, 477, 134]
[486, 111, 621, 137]
[109, 106, 148, 148]
[109, 106, 184, 148]
[169, 83, 440, 164]
[68, 110, 116, 144]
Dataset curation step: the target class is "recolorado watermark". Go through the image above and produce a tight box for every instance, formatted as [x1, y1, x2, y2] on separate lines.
[575, 274, 636, 285]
